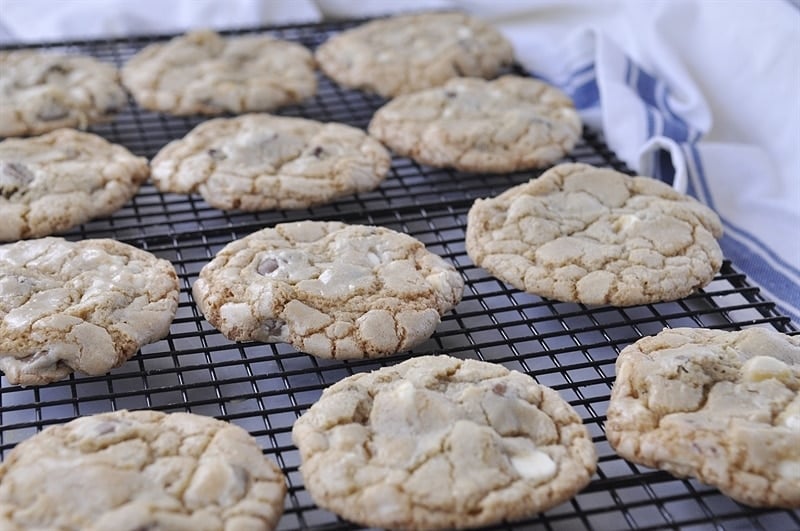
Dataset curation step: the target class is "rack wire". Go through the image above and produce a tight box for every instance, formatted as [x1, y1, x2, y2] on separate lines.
[1, 19, 798, 531]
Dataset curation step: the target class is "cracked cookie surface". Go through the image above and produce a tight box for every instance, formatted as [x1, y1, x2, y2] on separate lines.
[192, 221, 464, 359]
[0, 129, 149, 242]
[315, 12, 514, 98]
[0, 237, 179, 386]
[122, 30, 316, 116]
[150, 114, 390, 211]
[368, 76, 581, 172]
[292, 355, 597, 529]
[0, 409, 287, 530]
[0, 50, 127, 137]
[606, 327, 800, 508]
[466, 163, 723, 305]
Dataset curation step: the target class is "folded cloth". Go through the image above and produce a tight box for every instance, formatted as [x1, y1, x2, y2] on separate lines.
[1, 0, 797, 324]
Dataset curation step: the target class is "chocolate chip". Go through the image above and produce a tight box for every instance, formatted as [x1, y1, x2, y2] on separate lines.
[444, 90, 457, 99]
[232, 465, 250, 488]
[263, 318, 286, 337]
[457, 39, 475, 52]
[312, 146, 325, 158]
[530, 117, 552, 129]
[0, 162, 35, 199]
[36, 63, 69, 83]
[36, 100, 69, 121]
[44, 64, 68, 76]
[492, 382, 507, 396]
[94, 421, 118, 435]
[61, 147, 80, 160]
[257, 257, 279, 275]
[207, 148, 227, 161]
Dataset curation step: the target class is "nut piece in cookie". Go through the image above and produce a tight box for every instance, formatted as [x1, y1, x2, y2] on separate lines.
[316, 12, 514, 97]
[121, 29, 316, 116]
[292, 355, 597, 529]
[192, 221, 464, 359]
[466, 162, 723, 306]
[606, 327, 800, 508]
[368, 75, 582, 173]
[0, 129, 149, 242]
[0, 50, 127, 137]
[150, 114, 391, 211]
[0, 238, 179, 386]
[0, 409, 287, 530]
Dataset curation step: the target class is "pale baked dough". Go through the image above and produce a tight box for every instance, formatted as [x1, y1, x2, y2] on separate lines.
[122, 29, 316, 115]
[150, 114, 390, 211]
[316, 12, 514, 98]
[466, 163, 723, 305]
[192, 221, 464, 359]
[606, 327, 800, 508]
[0, 409, 287, 530]
[0, 129, 149, 242]
[369, 76, 581, 172]
[0, 237, 179, 386]
[292, 355, 597, 529]
[0, 50, 127, 137]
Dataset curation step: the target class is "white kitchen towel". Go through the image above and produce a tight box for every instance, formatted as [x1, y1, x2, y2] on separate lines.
[1, 0, 797, 323]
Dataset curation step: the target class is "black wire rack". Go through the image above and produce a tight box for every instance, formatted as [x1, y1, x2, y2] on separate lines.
[2, 19, 798, 531]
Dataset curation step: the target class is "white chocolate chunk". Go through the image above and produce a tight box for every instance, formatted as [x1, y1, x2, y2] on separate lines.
[742, 355, 792, 384]
[510, 450, 558, 483]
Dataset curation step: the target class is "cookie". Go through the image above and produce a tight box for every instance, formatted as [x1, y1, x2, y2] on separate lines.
[122, 29, 316, 116]
[466, 163, 723, 306]
[0, 409, 287, 530]
[292, 355, 597, 529]
[192, 221, 464, 359]
[0, 129, 149, 242]
[368, 75, 581, 172]
[606, 327, 800, 508]
[0, 49, 127, 137]
[0, 237, 179, 386]
[315, 12, 514, 98]
[150, 114, 391, 211]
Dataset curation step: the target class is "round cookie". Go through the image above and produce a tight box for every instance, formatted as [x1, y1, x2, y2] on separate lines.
[606, 327, 800, 508]
[0, 129, 149, 242]
[150, 114, 391, 211]
[0, 237, 179, 386]
[315, 12, 514, 98]
[0, 49, 127, 137]
[368, 75, 581, 173]
[466, 163, 723, 306]
[0, 409, 287, 530]
[192, 221, 464, 358]
[292, 355, 597, 529]
[122, 29, 316, 116]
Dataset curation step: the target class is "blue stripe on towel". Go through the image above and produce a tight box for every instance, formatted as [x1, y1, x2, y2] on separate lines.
[571, 77, 600, 109]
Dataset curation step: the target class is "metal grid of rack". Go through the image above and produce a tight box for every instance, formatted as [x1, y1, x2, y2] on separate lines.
[1, 19, 798, 531]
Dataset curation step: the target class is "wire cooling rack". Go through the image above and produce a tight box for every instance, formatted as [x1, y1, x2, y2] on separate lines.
[2, 18, 798, 531]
